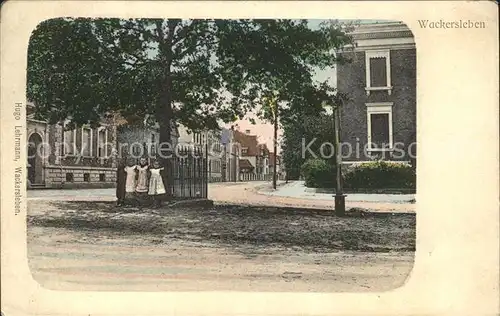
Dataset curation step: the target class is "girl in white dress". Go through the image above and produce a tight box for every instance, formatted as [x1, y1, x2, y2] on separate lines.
[135, 157, 150, 194]
[124, 159, 138, 204]
[148, 160, 166, 207]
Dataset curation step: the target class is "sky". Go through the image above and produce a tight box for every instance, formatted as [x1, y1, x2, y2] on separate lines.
[224, 19, 336, 154]
[227, 19, 395, 153]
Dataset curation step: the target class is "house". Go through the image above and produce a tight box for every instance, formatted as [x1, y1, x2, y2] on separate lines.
[220, 127, 240, 182]
[177, 124, 229, 182]
[26, 103, 118, 188]
[115, 115, 179, 162]
[256, 143, 270, 175]
[336, 21, 416, 164]
[232, 128, 270, 175]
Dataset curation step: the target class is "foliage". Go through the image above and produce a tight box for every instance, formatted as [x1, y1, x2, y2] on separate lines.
[300, 158, 336, 188]
[281, 111, 337, 179]
[343, 161, 416, 190]
[28, 18, 353, 130]
[27, 18, 354, 187]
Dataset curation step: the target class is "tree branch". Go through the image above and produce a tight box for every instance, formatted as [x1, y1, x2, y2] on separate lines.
[172, 20, 200, 45]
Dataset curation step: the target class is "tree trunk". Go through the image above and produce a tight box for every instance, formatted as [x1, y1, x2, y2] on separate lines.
[157, 74, 173, 199]
[155, 19, 177, 200]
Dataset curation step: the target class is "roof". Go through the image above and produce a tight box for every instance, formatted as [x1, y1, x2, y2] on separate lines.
[349, 21, 414, 40]
[233, 130, 259, 156]
[342, 21, 415, 50]
[239, 159, 254, 169]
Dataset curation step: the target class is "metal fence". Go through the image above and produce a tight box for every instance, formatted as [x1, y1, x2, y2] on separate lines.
[167, 145, 208, 199]
[239, 173, 286, 182]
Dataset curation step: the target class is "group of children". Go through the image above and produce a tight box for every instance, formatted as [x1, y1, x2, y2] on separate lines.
[116, 157, 167, 207]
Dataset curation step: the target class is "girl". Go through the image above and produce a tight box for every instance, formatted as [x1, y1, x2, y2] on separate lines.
[135, 157, 150, 200]
[116, 159, 127, 206]
[124, 158, 138, 205]
[148, 160, 166, 208]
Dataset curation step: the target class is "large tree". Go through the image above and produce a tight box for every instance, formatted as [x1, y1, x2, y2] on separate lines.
[27, 18, 353, 189]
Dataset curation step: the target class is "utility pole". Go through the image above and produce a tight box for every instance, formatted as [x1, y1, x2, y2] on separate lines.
[334, 98, 346, 216]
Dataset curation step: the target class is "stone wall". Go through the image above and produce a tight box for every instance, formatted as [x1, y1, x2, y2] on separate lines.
[44, 166, 116, 189]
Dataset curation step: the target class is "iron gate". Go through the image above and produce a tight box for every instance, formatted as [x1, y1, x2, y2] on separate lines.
[167, 145, 208, 199]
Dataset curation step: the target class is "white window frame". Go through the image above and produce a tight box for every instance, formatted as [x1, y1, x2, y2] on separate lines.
[97, 127, 108, 158]
[81, 126, 93, 157]
[365, 50, 392, 96]
[366, 102, 393, 151]
[62, 121, 77, 156]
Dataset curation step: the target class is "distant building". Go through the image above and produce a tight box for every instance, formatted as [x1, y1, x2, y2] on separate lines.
[26, 103, 117, 189]
[336, 21, 416, 164]
[233, 128, 270, 175]
[177, 124, 240, 182]
[115, 115, 179, 163]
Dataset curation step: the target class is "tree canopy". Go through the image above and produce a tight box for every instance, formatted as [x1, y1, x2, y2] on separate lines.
[27, 18, 353, 134]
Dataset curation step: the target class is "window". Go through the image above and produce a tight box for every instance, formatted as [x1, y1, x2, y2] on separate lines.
[97, 128, 107, 157]
[81, 127, 92, 156]
[370, 58, 387, 87]
[63, 127, 76, 156]
[366, 103, 393, 150]
[99, 173, 106, 182]
[83, 173, 90, 182]
[241, 147, 248, 155]
[65, 173, 74, 182]
[365, 50, 392, 95]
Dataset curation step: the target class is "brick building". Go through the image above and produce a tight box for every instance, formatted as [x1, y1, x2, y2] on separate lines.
[337, 21, 416, 163]
[27, 103, 118, 189]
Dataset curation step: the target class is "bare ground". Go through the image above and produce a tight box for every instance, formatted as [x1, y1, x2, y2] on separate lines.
[27, 199, 415, 292]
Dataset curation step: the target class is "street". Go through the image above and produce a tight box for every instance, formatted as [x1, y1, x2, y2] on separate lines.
[28, 181, 415, 213]
[27, 182, 415, 292]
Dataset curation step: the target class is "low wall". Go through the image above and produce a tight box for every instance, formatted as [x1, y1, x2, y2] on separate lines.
[44, 166, 117, 189]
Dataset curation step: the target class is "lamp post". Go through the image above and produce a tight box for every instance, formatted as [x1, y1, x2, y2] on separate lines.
[334, 97, 346, 216]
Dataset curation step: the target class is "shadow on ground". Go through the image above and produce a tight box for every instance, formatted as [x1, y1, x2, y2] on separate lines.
[28, 201, 416, 253]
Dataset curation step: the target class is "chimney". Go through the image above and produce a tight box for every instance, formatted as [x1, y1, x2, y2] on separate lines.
[245, 129, 251, 134]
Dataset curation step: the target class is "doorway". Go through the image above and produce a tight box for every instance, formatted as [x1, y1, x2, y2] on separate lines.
[27, 133, 44, 184]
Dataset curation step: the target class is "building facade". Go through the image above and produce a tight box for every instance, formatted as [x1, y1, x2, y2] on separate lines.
[233, 128, 271, 175]
[116, 118, 179, 163]
[336, 22, 416, 164]
[27, 103, 118, 189]
[177, 124, 240, 182]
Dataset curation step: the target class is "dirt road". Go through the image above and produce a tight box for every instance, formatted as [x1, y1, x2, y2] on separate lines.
[27, 182, 415, 292]
[29, 226, 414, 292]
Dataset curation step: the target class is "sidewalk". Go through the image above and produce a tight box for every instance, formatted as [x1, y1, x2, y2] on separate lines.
[261, 181, 415, 203]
